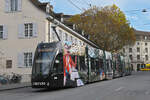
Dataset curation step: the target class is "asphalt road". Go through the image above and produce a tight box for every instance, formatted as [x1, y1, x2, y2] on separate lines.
[0, 71, 150, 100]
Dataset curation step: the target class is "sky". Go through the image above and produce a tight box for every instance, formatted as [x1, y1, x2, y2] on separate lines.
[39, 0, 150, 32]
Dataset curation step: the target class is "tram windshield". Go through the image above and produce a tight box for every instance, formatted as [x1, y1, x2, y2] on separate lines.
[33, 49, 56, 75]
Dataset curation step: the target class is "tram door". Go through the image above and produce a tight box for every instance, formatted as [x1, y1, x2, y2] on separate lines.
[52, 53, 64, 87]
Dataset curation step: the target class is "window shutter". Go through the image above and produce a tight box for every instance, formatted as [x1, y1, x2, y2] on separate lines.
[3, 25, 8, 39]
[18, 24, 25, 38]
[33, 23, 38, 37]
[5, 0, 10, 12]
[18, 52, 24, 68]
[32, 52, 35, 67]
[18, 0, 22, 11]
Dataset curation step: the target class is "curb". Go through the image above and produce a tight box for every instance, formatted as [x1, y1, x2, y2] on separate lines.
[0, 84, 31, 92]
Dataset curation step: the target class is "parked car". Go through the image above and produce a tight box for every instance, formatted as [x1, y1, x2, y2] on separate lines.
[0, 75, 9, 85]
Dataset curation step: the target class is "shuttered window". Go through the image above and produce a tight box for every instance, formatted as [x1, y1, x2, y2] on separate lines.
[65, 33, 68, 41]
[0, 26, 3, 39]
[5, 0, 22, 12]
[24, 52, 32, 67]
[24, 23, 33, 37]
[0, 25, 8, 39]
[18, 52, 34, 68]
[10, 0, 18, 11]
[18, 23, 38, 38]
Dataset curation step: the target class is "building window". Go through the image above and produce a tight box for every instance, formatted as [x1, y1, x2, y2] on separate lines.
[145, 55, 148, 61]
[129, 55, 132, 60]
[79, 41, 82, 45]
[137, 55, 140, 60]
[0, 26, 3, 39]
[24, 52, 32, 67]
[145, 48, 148, 53]
[6, 60, 12, 68]
[70, 36, 73, 42]
[24, 23, 33, 37]
[72, 37, 74, 44]
[65, 33, 68, 41]
[75, 38, 77, 45]
[137, 47, 140, 52]
[83, 42, 85, 46]
[144, 36, 147, 40]
[145, 42, 147, 46]
[129, 48, 132, 53]
[10, 0, 18, 11]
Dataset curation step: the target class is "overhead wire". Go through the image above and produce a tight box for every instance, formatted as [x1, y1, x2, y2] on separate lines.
[73, 0, 87, 5]
[124, 8, 150, 14]
[67, 0, 83, 11]
[71, 0, 92, 11]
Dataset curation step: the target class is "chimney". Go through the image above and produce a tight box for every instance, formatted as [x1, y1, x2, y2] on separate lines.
[60, 13, 64, 22]
[46, 3, 53, 13]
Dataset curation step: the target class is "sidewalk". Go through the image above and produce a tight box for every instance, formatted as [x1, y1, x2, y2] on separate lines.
[0, 82, 31, 91]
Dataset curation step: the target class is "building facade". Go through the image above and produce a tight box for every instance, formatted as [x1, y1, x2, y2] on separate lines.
[123, 30, 150, 71]
[0, 0, 97, 82]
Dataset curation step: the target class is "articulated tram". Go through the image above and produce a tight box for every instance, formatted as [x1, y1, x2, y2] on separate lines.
[31, 41, 132, 88]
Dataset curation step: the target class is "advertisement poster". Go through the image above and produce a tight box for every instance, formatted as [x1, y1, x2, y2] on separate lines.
[63, 41, 84, 86]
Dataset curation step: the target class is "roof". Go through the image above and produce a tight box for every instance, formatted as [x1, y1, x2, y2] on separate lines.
[30, 0, 48, 12]
[135, 30, 150, 36]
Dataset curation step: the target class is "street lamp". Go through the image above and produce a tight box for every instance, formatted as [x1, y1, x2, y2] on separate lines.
[142, 9, 147, 12]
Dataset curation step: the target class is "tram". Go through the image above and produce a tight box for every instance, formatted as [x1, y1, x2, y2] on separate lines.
[31, 41, 132, 88]
[140, 64, 150, 71]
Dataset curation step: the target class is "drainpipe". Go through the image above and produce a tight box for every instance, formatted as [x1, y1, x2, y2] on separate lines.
[48, 21, 50, 42]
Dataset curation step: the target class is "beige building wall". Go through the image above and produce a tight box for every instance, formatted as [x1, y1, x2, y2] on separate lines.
[0, 0, 47, 76]
[124, 40, 150, 71]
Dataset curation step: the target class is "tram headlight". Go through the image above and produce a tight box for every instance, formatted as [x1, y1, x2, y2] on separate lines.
[47, 82, 50, 86]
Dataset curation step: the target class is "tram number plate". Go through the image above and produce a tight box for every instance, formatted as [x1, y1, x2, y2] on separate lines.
[33, 82, 46, 86]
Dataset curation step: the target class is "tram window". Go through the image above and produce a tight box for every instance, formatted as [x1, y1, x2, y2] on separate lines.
[99, 59, 104, 70]
[79, 56, 86, 71]
[95, 59, 99, 70]
[91, 58, 96, 72]
[53, 54, 63, 73]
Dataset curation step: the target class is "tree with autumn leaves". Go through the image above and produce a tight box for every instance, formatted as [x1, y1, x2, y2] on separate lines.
[68, 4, 136, 52]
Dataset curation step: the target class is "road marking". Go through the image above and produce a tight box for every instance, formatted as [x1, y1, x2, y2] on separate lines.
[115, 87, 125, 92]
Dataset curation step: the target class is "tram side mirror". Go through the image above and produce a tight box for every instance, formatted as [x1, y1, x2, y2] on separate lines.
[55, 60, 60, 63]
